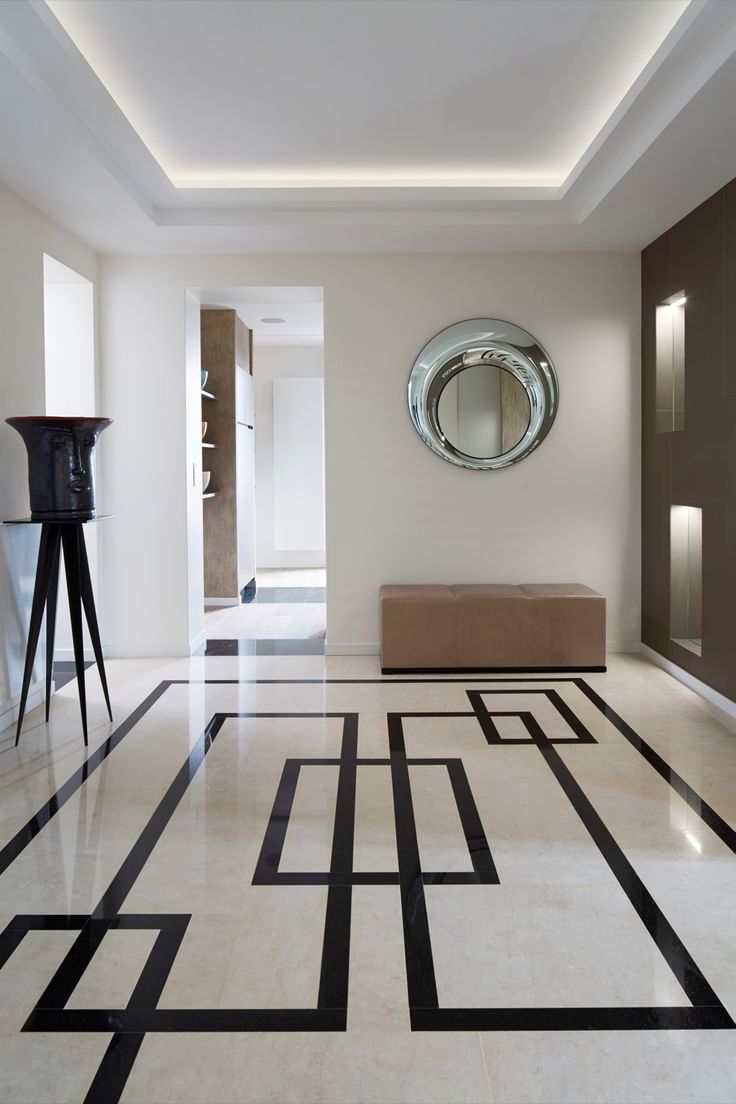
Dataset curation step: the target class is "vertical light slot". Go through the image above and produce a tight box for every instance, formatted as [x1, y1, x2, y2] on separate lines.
[670, 505, 702, 655]
[655, 293, 685, 433]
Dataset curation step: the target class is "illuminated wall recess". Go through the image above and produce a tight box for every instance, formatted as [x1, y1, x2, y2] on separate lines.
[670, 505, 702, 655]
[655, 292, 685, 433]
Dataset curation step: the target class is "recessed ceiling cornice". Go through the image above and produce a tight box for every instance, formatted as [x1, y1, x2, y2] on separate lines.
[0, 0, 735, 251]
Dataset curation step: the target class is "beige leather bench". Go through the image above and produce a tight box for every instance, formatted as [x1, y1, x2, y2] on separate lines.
[379, 583, 605, 672]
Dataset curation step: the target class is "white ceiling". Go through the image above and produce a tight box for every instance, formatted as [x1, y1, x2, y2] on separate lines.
[0, 0, 735, 252]
[198, 287, 323, 343]
[44, 0, 687, 189]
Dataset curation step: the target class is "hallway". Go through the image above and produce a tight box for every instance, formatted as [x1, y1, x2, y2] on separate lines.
[202, 569, 326, 653]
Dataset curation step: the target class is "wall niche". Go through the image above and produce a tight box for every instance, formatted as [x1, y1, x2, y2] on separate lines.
[655, 292, 686, 433]
[670, 505, 702, 656]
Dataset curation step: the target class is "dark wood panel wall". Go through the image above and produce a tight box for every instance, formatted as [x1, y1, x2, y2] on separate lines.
[642, 179, 736, 699]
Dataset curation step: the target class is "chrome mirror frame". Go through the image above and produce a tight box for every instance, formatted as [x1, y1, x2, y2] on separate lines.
[408, 318, 559, 469]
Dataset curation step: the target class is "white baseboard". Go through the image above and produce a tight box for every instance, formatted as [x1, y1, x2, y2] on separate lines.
[0, 680, 45, 734]
[53, 648, 95, 662]
[324, 642, 638, 659]
[640, 643, 736, 729]
[103, 644, 190, 658]
[205, 597, 241, 607]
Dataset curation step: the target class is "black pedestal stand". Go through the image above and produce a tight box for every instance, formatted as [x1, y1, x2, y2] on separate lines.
[5, 517, 113, 746]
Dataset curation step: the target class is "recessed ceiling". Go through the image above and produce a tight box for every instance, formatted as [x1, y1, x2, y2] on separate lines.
[198, 287, 323, 343]
[45, 0, 688, 190]
[0, 0, 735, 251]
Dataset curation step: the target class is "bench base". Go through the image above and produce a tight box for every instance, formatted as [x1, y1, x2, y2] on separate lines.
[381, 664, 607, 675]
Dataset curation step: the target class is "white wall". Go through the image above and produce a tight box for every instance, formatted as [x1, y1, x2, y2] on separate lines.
[43, 258, 95, 415]
[185, 290, 204, 650]
[43, 255, 98, 661]
[98, 253, 640, 656]
[0, 181, 97, 729]
[254, 343, 325, 569]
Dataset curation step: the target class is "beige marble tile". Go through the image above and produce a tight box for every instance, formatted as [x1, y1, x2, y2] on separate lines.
[0, 929, 78, 1031]
[481, 1029, 736, 1103]
[280, 765, 338, 873]
[67, 928, 158, 1009]
[347, 886, 407, 1033]
[0, 1032, 112, 1104]
[218, 887, 326, 1009]
[160, 891, 326, 1011]
[426, 882, 688, 1008]
[353, 765, 398, 873]
[122, 1030, 492, 1104]
[410, 763, 474, 873]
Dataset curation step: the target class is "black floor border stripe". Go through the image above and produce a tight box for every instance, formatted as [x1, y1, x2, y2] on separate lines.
[388, 714, 439, 1011]
[83, 1033, 145, 1104]
[411, 1005, 733, 1031]
[4, 674, 734, 1104]
[28, 1003, 732, 1033]
[540, 742, 729, 1014]
[443, 760, 499, 881]
[3, 675, 733, 892]
[174, 678, 582, 684]
[27, 1008, 348, 1032]
[0, 680, 563, 906]
[0, 927, 26, 971]
[317, 715, 357, 1012]
[92, 715, 227, 920]
[0, 681, 170, 878]
[5, 671, 736, 1059]
[545, 688, 596, 742]
[83, 927, 188, 1103]
[575, 678, 736, 854]
[32, 920, 108, 1011]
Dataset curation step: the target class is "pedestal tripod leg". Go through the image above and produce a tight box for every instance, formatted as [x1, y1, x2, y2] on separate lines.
[77, 526, 113, 722]
[15, 524, 61, 746]
[44, 533, 62, 723]
[61, 525, 89, 747]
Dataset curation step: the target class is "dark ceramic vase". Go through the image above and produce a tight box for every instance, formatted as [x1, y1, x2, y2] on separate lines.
[6, 416, 112, 520]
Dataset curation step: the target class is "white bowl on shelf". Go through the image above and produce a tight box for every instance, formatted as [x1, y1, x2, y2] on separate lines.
[201, 421, 208, 440]
[201, 370, 208, 389]
[202, 471, 211, 491]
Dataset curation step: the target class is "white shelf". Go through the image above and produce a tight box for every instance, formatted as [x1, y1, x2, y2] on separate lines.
[203, 492, 216, 499]
[202, 442, 216, 449]
[201, 390, 217, 400]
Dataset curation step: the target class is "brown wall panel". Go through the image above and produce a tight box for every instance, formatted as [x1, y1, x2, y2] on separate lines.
[642, 177, 736, 702]
[700, 501, 736, 694]
[670, 191, 725, 405]
[725, 180, 736, 397]
[641, 234, 672, 655]
[641, 433, 671, 655]
[670, 397, 736, 503]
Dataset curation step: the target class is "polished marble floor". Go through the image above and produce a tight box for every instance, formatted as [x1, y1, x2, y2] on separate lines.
[203, 569, 326, 641]
[1, 653, 735, 1103]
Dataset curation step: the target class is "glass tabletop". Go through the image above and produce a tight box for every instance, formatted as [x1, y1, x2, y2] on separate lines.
[2, 514, 114, 525]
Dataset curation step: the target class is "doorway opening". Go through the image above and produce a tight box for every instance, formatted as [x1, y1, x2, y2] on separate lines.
[42, 254, 97, 678]
[196, 287, 325, 655]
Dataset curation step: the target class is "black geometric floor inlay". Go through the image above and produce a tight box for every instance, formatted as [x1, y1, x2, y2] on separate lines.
[1, 676, 734, 1104]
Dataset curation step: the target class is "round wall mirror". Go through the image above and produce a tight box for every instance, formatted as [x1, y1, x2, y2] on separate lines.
[408, 319, 558, 469]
